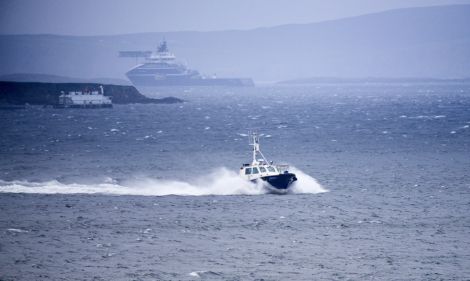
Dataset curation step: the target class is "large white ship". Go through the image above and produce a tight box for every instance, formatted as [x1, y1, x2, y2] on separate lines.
[121, 41, 254, 89]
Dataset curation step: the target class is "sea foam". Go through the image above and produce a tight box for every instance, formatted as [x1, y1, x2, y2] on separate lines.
[0, 167, 327, 196]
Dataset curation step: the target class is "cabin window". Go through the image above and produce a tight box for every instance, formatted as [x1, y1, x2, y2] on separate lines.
[245, 168, 252, 175]
[259, 167, 267, 173]
[252, 167, 259, 174]
[267, 166, 276, 172]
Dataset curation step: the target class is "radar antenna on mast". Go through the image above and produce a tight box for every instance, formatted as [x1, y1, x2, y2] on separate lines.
[158, 40, 169, 53]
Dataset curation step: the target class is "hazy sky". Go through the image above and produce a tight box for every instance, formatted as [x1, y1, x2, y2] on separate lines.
[1, 0, 470, 35]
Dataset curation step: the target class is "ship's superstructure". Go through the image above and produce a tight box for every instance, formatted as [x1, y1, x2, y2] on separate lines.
[56, 85, 112, 108]
[121, 41, 254, 88]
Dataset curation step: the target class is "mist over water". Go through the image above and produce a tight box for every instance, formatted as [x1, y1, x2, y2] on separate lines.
[2, 4, 470, 81]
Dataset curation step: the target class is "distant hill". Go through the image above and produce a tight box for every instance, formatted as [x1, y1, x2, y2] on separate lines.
[0, 73, 131, 85]
[279, 77, 470, 84]
[0, 5, 469, 82]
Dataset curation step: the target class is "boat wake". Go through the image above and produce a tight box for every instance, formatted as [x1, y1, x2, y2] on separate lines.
[0, 167, 327, 196]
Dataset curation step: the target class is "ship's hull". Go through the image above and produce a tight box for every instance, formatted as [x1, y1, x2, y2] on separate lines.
[252, 173, 297, 191]
[127, 74, 254, 87]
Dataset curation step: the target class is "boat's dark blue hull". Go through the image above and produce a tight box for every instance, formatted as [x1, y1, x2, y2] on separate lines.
[256, 173, 297, 190]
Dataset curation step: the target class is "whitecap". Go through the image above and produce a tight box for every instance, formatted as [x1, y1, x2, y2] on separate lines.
[189, 271, 204, 277]
[7, 228, 28, 233]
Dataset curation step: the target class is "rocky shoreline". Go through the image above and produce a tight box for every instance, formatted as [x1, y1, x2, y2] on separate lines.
[0, 81, 183, 105]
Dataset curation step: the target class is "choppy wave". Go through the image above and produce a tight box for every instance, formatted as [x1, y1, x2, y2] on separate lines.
[399, 115, 446, 119]
[0, 167, 327, 196]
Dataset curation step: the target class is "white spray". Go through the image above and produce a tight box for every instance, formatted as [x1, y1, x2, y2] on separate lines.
[0, 167, 327, 196]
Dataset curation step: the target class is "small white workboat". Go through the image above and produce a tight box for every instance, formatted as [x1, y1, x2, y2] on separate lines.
[240, 133, 297, 193]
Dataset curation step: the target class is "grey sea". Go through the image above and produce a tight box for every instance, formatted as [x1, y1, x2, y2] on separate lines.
[1, 84, 470, 280]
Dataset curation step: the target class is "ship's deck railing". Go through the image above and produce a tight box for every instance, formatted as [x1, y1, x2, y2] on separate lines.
[276, 164, 290, 173]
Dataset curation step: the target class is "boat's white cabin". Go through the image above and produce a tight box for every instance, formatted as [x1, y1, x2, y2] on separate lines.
[240, 133, 290, 181]
[239, 163, 289, 181]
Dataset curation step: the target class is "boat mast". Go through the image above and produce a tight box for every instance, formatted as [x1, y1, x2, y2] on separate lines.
[250, 133, 269, 165]
[252, 134, 258, 164]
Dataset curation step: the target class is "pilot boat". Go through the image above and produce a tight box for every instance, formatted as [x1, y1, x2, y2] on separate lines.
[240, 133, 297, 192]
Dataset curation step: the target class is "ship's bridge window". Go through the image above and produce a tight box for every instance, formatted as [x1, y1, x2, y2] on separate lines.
[267, 166, 276, 172]
[252, 167, 259, 174]
[245, 168, 252, 175]
[259, 167, 267, 173]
